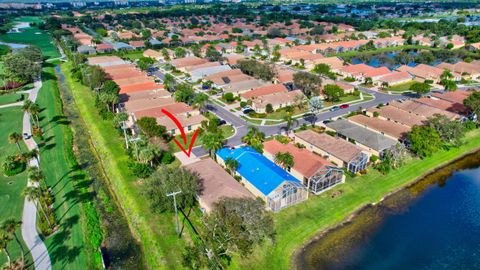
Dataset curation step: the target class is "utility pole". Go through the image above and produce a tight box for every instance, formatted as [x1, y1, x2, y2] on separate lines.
[167, 190, 182, 235]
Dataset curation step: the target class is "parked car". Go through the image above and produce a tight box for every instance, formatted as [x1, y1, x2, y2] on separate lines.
[340, 104, 350, 109]
[329, 106, 340, 112]
[214, 118, 227, 126]
[23, 133, 30, 140]
[242, 108, 254, 114]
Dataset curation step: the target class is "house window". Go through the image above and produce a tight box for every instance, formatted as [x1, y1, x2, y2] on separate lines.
[171, 129, 175, 134]
[188, 125, 192, 131]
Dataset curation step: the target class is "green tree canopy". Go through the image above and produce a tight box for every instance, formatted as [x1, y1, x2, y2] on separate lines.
[293, 72, 322, 97]
[408, 125, 443, 158]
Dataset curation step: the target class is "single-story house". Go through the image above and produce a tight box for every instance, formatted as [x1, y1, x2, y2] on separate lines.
[189, 65, 232, 82]
[240, 84, 288, 100]
[221, 79, 268, 94]
[377, 71, 412, 86]
[348, 114, 410, 141]
[95, 43, 114, 53]
[294, 130, 370, 174]
[415, 97, 468, 115]
[263, 140, 345, 194]
[185, 158, 254, 213]
[216, 147, 308, 212]
[77, 45, 96, 55]
[325, 119, 398, 157]
[251, 90, 304, 113]
[366, 105, 427, 128]
[390, 100, 461, 120]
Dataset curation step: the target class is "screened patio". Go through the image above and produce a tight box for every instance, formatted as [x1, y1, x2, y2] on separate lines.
[267, 181, 308, 212]
[308, 167, 345, 194]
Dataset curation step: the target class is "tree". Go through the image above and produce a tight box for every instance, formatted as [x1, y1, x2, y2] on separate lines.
[174, 83, 195, 103]
[1, 219, 24, 264]
[22, 100, 40, 128]
[162, 48, 171, 61]
[293, 72, 322, 97]
[224, 157, 239, 175]
[3, 53, 41, 83]
[143, 166, 199, 213]
[28, 167, 45, 186]
[0, 233, 12, 266]
[136, 117, 167, 138]
[8, 132, 22, 152]
[323, 84, 345, 102]
[443, 79, 457, 91]
[238, 60, 275, 81]
[174, 47, 187, 58]
[202, 197, 274, 261]
[265, 104, 274, 114]
[241, 126, 265, 153]
[137, 57, 155, 71]
[382, 143, 410, 170]
[202, 132, 224, 159]
[283, 114, 298, 134]
[139, 144, 162, 167]
[408, 125, 443, 158]
[17, 46, 43, 63]
[427, 114, 465, 146]
[192, 93, 209, 112]
[267, 28, 282, 38]
[22, 186, 51, 227]
[312, 63, 331, 75]
[409, 82, 431, 96]
[205, 46, 223, 62]
[274, 152, 294, 170]
[464, 91, 480, 121]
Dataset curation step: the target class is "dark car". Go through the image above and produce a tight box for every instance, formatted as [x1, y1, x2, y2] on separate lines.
[242, 107, 254, 114]
[340, 104, 350, 109]
[215, 118, 227, 126]
[329, 106, 340, 112]
[23, 133, 30, 140]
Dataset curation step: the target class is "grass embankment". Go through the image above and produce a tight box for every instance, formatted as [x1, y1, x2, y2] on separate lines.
[36, 64, 101, 269]
[233, 128, 480, 270]
[0, 107, 32, 266]
[62, 61, 186, 269]
[0, 93, 22, 105]
[386, 81, 416, 93]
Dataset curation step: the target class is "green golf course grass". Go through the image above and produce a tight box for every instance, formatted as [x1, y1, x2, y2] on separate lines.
[62, 61, 187, 269]
[0, 107, 33, 267]
[232, 128, 480, 270]
[0, 17, 60, 59]
[0, 93, 23, 105]
[35, 64, 93, 269]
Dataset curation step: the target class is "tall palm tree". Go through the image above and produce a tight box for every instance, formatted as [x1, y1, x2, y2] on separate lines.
[274, 152, 294, 171]
[283, 114, 299, 135]
[241, 126, 265, 153]
[28, 103, 41, 128]
[0, 233, 12, 267]
[28, 167, 45, 186]
[139, 144, 162, 167]
[193, 93, 209, 112]
[203, 133, 224, 159]
[224, 157, 239, 175]
[1, 219, 24, 264]
[22, 187, 51, 227]
[8, 132, 22, 152]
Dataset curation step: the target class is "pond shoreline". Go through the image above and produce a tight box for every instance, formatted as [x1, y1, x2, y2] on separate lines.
[292, 147, 480, 270]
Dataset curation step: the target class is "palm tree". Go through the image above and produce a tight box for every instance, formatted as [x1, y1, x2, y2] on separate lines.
[139, 144, 162, 167]
[1, 219, 24, 264]
[22, 187, 51, 227]
[241, 126, 266, 153]
[28, 103, 41, 128]
[203, 132, 224, 159]
[193, 93, 209, 112]
[8, 132, 22, 152]
[28, 167, 45, 186]
[283, 114, 299, 135]
[0, 233, 12, 266]
[274, 152, 294, 171]
[224, 157, 239, 175]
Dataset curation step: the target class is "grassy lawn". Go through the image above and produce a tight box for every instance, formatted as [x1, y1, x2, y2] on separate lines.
[169, 125, 235, 153]
[0, 107, 32, 266]
[0, 93, 23, 105]
[0, 62, 4, 87]
[233, 128, 480, 270]
[324, 94, 362, 108]
[0, 17, 60, 59]
[385, 81, 416, 93]
[62, 61, 187, 269]
[35, 64, 95, 269]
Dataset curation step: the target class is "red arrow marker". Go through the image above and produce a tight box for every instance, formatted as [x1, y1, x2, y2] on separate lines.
[161, 108, 199, 157]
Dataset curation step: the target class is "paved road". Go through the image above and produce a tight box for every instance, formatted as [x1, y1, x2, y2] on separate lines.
[21, 80, 52, 270]
[192, 87, 406, 157]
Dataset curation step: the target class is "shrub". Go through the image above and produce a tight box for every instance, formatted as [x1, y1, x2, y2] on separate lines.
[161, 152, 175, 164]
[3, 161, 26, 176]
[266, 103, 274, 113]
[325, 130, 336, 137]
[344, 77, 356, 82]
[369, 155, 379, 163]
[373, 111, 380, 117]
[223, 92, 235, 103]
[240, 101, 247, 108]
[127, 162, 153, 178]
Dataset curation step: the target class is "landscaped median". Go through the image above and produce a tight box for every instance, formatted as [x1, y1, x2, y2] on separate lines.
[62, 61, 186, 269]
[232, 128, 480, 270]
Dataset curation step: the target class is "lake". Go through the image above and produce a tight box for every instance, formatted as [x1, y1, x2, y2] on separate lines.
[297, 152, 480, 270]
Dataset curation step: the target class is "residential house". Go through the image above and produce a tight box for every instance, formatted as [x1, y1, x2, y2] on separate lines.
[348, 114, 411, 141]
[294, 130, 370, 174]
[251, 90, 305, 113]
[240, 84, 289, 100]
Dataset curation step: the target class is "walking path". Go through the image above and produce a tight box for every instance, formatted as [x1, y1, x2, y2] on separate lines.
[0, 101, 23, 108]
[20, 79, 52, 270]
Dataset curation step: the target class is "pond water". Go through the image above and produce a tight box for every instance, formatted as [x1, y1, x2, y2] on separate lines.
[297, 152, 480, 270]
[351, 52, 419, 70]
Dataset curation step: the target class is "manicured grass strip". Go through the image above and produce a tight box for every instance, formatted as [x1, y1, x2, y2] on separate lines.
[386, 81, 417, 93]
[35, 64, 92, 270]
[0, 107, 32, 266]
[233, 129, 480, 270]
[62, 62, 186, 269]
[0, 93, 23, 105]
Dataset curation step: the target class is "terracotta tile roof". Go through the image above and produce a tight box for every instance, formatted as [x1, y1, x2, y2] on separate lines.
[295, 130, 364, 163]
[184, 61, 221, 72]
[156, 114, 206, 131]
[252, 90, 304, 109]
[240, 84, 288, 99]
[170, 56, 209, 68]
[87, 56, 124, 65]
[129, 40, 145, 47]
[367, 105, 426, 127]
[340, 63, 375, 76]
[348, 114, 410, 140]
[108, 71, 145, 80]
[431, 91, 471, 104]
[119, 89, 171, 103]
[205, 69, 244, 83]
[123, 97, 175, 112]
[134, 102, 193, 118]
[415, 97, 468, 114]
[390, 100, 460, 119]
[96, 43, 114, 50]
[378, 71, 412, 84]
[119, 82, 164, 94]
[311, 57, 344, 70]
[185, 158, 253, 213]
[363, 67, 392, 78]
[114, 76, 155, 87]
[263, 140, 333, 178]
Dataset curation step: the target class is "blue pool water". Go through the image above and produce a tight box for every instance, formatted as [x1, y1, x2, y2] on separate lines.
[216, 146, 300, 195]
